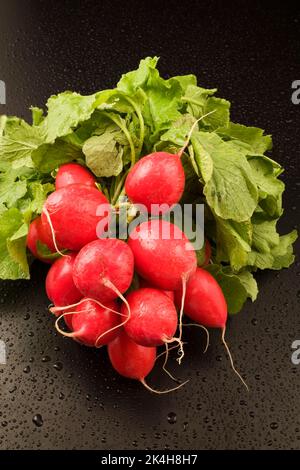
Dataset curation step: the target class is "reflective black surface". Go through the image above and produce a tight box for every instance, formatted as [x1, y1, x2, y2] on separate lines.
[0, 0, 299, 450]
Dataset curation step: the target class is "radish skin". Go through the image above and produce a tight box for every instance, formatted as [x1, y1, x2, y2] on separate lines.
[175, 268, 227, 328]
[125, 152, 185, 215]
[138, 278, 174, 301]
[72, 238, 134, 302]
[123, 288, 178, 347]
[108, 329, 156, 380]
[46, 253, 82, 329]
[55, 163, 96, 190]
[128, 219, 197, 291]
[71, 298, 120, 347]
[41, 184, 110, 251]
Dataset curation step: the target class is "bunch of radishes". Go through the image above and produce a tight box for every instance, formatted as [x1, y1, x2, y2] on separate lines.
[27, 150, 247, 392]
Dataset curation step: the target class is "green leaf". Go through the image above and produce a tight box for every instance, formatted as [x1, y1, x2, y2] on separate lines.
[248, 156, 284, 217]
[118, 56, 183, 137]
[0, 116, 45, 168]
[0, 208, 29, 280]
[83, 133, 123, 177]
[271, 230, 298, 269]
[32, 139, 82, 173]
[206, 264, 258, 314]
[117, 57, 160, 94]
[160, 114, 196, 148]
[183, 85, 230, 130]
[26, 182, 55, 216]
[214, 216, 252, 270]
[192, 132, 258, 222]
[218, 122, 272, 154]
[31, 107, 44, 126]
[247, 212, 297, 270]
[42, 91, 98, 143]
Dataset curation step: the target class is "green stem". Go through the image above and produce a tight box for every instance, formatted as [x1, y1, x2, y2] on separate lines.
[111, 170, 129, 206]
[103, 111, 136, 167]
[121, 95, 145, 157]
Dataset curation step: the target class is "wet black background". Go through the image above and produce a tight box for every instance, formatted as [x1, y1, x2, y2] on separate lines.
[0, 0, 299, 450]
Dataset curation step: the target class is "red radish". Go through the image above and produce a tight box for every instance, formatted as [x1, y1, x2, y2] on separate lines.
[46, 253, 82, 329]
[108, 330, 187, 394]
[108, 329, 156, 380]
[55, 163, 96, 190]
[123, 288, 178, 347]
[175, 268, 226, 328]
[124, 114, 215, 215]
[139, 278, 174, 301]
[73, 238, 134, 303]
[67, 299, 120, 347]
[175, 267, 248, 390]
[128, 219, 197, 291]
[27, 217, 55, 263]
[125, 152, 185, 215]
[41, 184, 110, 251]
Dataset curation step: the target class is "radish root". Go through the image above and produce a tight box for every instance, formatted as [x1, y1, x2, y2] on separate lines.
[140, 378, 189, 394]
[94, 278, 131, 348]
[182, 323, 210, 353]
[176, 274, 187, 364]
[50, 298, 126, 317]
[55, 311, 79, 338]
[42, 207, 68, 258]
[221, 326, 249, 392]
[161, 343, 180, 383]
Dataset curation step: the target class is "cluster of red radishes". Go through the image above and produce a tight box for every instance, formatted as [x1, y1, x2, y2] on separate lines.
[27, 150, 246, 392]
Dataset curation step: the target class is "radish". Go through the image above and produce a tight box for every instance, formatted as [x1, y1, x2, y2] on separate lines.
[128, 219, 197, 363]
[124, 113, 215, 215]
[123, 288, 178, 347]
[73, 238, 134, 303]
[46, 253, 81, 329]
[55, 298, 121, 347]
[72, 238, 134, 338]
[108, 330, 187, 394]
[128, 219, 197, 291]
[125, 152, 185, 215]
[55, 163, 96, 190]
[27, 217, 55, 263]
[175, 267, 248, 390]
[41, 184, 110, 251]
[138, 278, 174, 301]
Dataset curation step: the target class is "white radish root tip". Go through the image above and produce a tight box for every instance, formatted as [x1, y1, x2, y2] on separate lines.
[161, 343, 181, 383]
[140, 378, 189, 395]
[94, 278, 131, 348]
[221, 326, 249, 392]
[182, 323, 210, 353]
[54, 313, 78, 338]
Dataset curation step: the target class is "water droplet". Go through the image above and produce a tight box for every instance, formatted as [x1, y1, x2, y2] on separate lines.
[251, 318, 258, 326]
[32, 414, 43, 427]
[53, 362, 63, 371]
[270, 422, 278, 430]
[23, 366, 30, 374]
[167, 411, 177, 425]
[42, 356, 50, 362]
